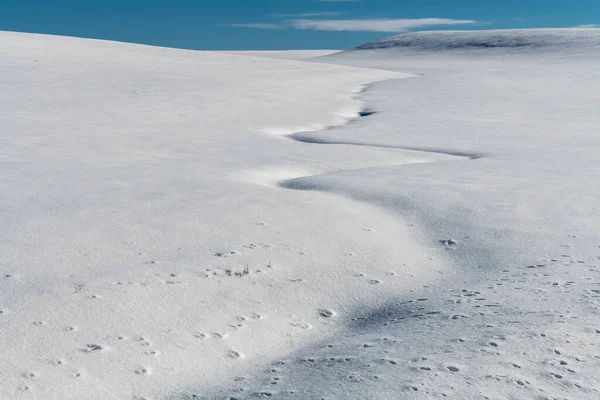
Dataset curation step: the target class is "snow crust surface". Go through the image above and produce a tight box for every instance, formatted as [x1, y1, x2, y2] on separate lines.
[1, 29, 600, 400]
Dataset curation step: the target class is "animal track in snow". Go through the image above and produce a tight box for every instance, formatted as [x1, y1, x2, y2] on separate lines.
[135, 367, 150, 375]
[145, 349, 160, 357]
[252, 313, 265, 320]
[83, 344, 104, 352]
[136, 337, 151, 346]
[22, 372, 37, 379]
[290, 321, 312, 330]
[228, 350, 243, 359]
[211, 252, 600, 400]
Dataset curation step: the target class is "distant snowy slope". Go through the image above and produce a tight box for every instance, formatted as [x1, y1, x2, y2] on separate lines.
[352, 28, 600, 55]
[226, 50, 340, 60]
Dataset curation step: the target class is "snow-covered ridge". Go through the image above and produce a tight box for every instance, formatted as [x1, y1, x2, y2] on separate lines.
[352, 28, 600, 54]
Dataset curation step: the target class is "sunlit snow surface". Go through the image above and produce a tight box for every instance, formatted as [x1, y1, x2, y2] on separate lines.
[1, 29, 600, 399]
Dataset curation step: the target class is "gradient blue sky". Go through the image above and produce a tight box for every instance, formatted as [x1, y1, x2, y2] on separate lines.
[0, 0, 598, 50]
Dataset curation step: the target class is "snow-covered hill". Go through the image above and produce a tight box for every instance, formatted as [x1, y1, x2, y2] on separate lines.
[1, 29, 600, 400]
[352, 28, 600, 55]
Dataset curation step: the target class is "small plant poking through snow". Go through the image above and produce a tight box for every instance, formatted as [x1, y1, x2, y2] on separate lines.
[228, 266, 251, 278]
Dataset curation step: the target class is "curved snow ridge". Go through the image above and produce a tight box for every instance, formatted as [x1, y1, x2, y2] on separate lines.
[275, 133, 475, 191]
[275, 149, 455, 191]
[259, 81, 403, 137]
[240, 141, 458, 188]
[288, 132, 484, 160]
[253, 80, 478, 191]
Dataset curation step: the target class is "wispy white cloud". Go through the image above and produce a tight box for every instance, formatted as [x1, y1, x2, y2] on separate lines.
[290, 18, 477, 32]
[575, 24, 599, 28]
[226, 23, 284, 30]
[227, 18, 478, 33]
[271, 12, 345, 18]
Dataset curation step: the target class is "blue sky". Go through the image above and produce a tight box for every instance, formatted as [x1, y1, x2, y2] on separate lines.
[0, 0, 598, 50]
